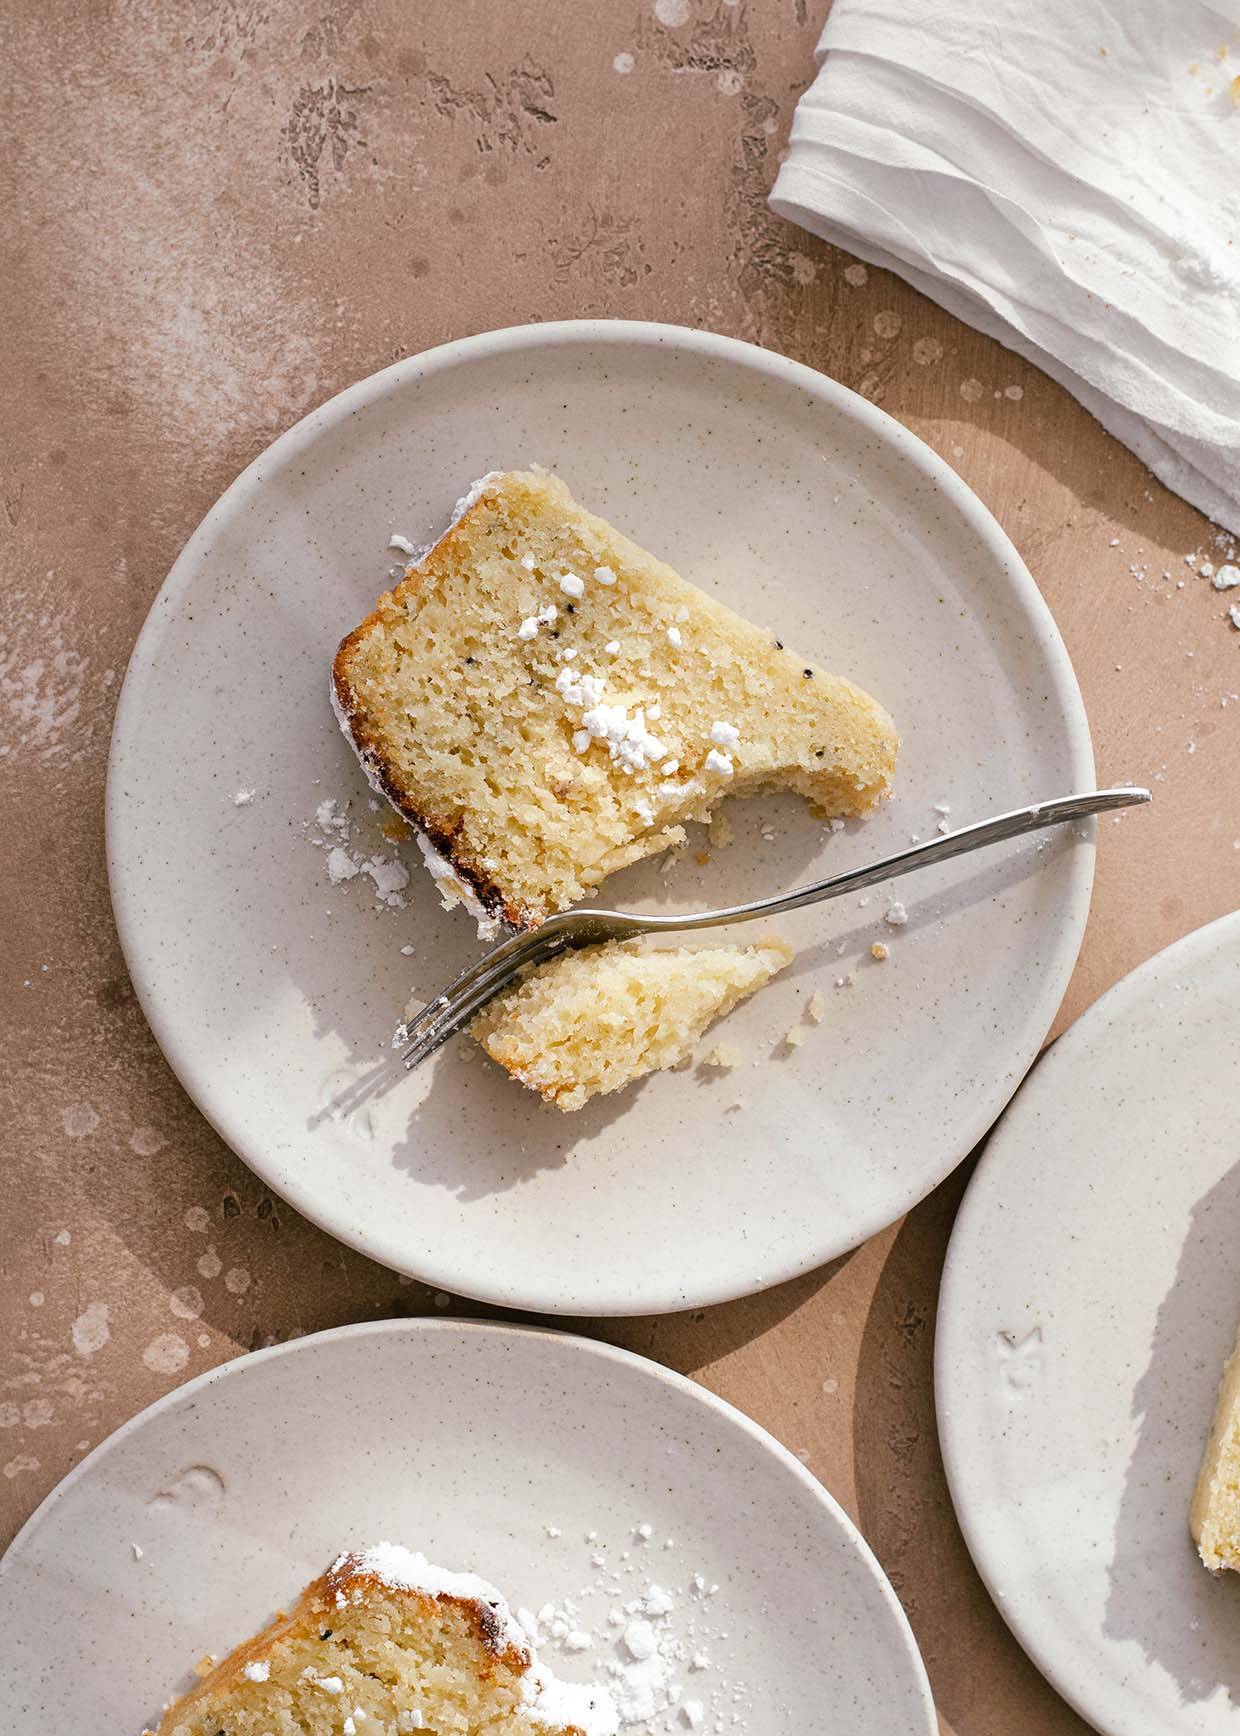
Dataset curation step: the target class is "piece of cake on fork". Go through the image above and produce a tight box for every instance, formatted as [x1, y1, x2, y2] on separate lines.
[333, 468, 897, 932]
[469, 935, 794, 1111]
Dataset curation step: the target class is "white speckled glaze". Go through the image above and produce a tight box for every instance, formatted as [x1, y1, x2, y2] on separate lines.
[937, 912, 1240, 1736]
[106, 321, 1094, 1315]
[0, 1319, 934, 1734]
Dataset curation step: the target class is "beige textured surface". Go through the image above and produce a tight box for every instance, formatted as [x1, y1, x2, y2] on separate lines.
[3, 4, 1239, 1731]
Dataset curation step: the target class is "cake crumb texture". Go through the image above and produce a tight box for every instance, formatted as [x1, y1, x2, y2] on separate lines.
[333, 469, 897, 929]
[1192, 1321, 1240, 1571]
[153, 1544, 616, 1736]
[471, 937, 793, 1111]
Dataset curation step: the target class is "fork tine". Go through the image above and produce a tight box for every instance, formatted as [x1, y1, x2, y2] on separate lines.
[393, 930, 535, 1050]
[400, 961, 539, 1072]
[399, 966, 519, 1066]
[399, 930, 570, 1071]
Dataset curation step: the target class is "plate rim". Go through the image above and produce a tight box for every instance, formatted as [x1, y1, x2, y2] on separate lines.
[0, 1315, 937, 1734]
[105, 317, 1096, 1315]
[935, 909, 1240, 1736]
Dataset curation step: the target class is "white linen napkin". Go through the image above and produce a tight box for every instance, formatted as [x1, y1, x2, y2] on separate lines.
[770, 0, 1240, 533]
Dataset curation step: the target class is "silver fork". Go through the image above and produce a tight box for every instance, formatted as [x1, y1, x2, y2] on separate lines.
[397, 786, 1150, 1069]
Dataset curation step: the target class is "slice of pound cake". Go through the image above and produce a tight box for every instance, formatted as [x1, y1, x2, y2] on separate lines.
[1191, 1319, 1240, 1570]
[333, 468, 897, 931]
[151, 1543, 617, 1736]
[469, 936, 793, 1111]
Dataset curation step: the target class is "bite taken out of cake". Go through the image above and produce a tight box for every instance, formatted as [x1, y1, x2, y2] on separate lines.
[1191, 1317, 1240, 1571]
[150, 1542, 617, 1736]
[468, 936, 793, 1111]
[333, 468, 897, 932]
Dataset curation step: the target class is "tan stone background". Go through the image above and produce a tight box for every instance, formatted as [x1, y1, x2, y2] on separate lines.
[4, 2, 1239, 1730]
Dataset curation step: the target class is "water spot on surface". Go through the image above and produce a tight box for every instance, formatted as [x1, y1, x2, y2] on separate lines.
[72, 1301, 110, 1356]
[62, 1103, 99, 1138]
[170, 1286, 205, 1320]
[143, 1333, 189, 1375]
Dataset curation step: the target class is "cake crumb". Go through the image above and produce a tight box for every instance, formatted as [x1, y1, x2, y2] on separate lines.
[783, 1024, 808, 1049]
[232, 788, 255, 806]
[702, 1042, 741, 1070]
[871, 941, 889, 961]
[884, 901, 909, 927]
[378, 813, 409, 843]
[806, 990, 827, 1023]
[194, 1654, 217, 1678]
[707, 810, 734, 848]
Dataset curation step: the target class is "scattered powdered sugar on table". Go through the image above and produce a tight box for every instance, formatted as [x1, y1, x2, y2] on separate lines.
[307, 797, 410, 910]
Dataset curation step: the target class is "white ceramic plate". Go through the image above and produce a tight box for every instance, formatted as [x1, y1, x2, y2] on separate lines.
[937, 912, 1240, 1736]
[107, 320, 1094, 1315]
[0, 1319, 935, 1734]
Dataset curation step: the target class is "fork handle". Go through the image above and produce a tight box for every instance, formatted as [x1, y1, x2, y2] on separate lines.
[622, 788, 1149, 933]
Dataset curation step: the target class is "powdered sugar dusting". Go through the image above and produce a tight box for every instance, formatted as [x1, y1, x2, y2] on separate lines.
[516, 1531, 743, 1731]
[345, 1542, 524, 1638]
[334, 1544, 617, 1735]
[307, 797, 410, 910]
[0, 604, 93, 769]
[414, 833, 503, 941]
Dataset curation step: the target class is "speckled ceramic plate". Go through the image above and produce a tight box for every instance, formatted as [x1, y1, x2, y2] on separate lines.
[0, 1318, 934, 1734]
[107, 320, 1094, 1314]
[937, 913, 1240, 1736]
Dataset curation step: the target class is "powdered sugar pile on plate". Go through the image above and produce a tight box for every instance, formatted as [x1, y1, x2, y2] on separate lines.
[517, 1524, 746, 1731]
[307, 797, 410, 909]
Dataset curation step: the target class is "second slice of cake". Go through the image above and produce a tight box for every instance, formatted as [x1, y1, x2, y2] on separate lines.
[334, 468, 897, 931]
[469, 936, 793, 1111]
[1191, 1316, 1240, 1571]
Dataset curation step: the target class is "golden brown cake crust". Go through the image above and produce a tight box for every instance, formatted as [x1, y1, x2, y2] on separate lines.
[154, 1553, 531, 1736]
[333, 539, 522, 929]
